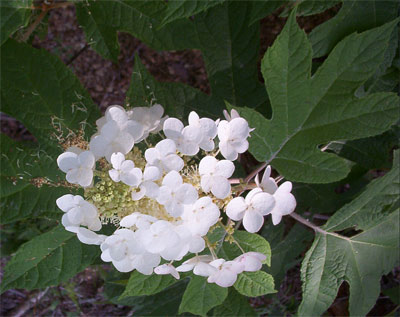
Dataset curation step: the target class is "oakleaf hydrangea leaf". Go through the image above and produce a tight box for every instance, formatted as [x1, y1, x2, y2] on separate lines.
[309, 0, 400, 58]
[236, 11, 400, 183]
[1, 226, 100, 292]
[298, 151, 400, 316]
[179, 275, 228, 316]
[0, 40, 100, 150]
[0, 0, 32, 45]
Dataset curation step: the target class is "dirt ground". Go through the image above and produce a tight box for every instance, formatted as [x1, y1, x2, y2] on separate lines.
[1, 3, 399, 317]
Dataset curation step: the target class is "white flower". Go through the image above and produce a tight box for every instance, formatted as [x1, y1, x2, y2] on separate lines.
[176, 255, 213, 273]
[223, 109, 240, 121]
[163, 118, 202, 155]
[182, 197, 220, 236]
[56, 194, 101, 232]
[128, 104, 167, 141]
[226, 188, 275, 233]
[120, 212, 157, 230]
[188, 111, 218, 151]
[75, 227, 106, 245]
[57, 149, 95, 187]
[218, 117, 252, 161]
[255, 165, 278, 194]
[108, 152, 142, 187]
[234, 252, 266, 272]
[199, 156, 234, 199]
[97, 105, 145, 142]
[145, 139, 184, 172]
[131, 165, 162, 200]
[89, 120, 135, 162]
[157, 171, 198, 217]
[100, 229, 159, 273]
[270, 181, 296, 225]
[154, 264, 180, 279]
[205, 259, 244, 287]
[137, 220, 181, 255]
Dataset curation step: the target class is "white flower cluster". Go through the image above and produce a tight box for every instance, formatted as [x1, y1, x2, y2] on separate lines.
[55, 105, 296, 287]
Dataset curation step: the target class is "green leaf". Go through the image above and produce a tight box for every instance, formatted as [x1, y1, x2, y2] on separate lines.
[127, 55, 223, 118]
[193, 2, 267, 108]
[299, 212, 399, 316]
[234, 271, 276, 297]
[213, 288, 257, 316]
[120, 270, 177, 298]
[292, 164, 371, 215]
[262, 223, 313, 288]
[0, 40, 100, 150]
[218, 231, 271, 266]
[0, 0, 32, 45]
[75, 3, 119, 63]
[248, 0, 286, 25]
[0, 183, 68, 224]
[104, 272, 189, 315]
[236, 13, 400, 183]
[327, 126, 399, 170]
[298, 151, 400, 316]
[74, 0, 199, 55]
[323, 150, 400, 232]
[0, 134, 62, 182]
[0, 135, 78, 224]
[1, 226, 100, 292]
[160, 0, 225, 28]
[179, 275, 228, 316]
[295, 0, 340, 16]
[309, 0, 400, 57]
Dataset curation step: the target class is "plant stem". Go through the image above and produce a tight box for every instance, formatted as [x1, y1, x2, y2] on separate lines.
[289, 212, 328, 235]
[21, 10, 47, 42]
[289, 212, 350, 240]
[244, 162, 267, 183]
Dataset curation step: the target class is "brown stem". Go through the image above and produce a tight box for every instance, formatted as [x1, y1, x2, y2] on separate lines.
[22, 1, 74, 42]
[21, 10, 47, 42]
[244, 162, 267, 183]
[289, 212, 349, 240]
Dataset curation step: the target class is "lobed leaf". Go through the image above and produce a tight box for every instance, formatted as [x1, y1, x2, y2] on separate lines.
[0, 40, 100, 150]
[0, 135, 78, 224]
[236, 12, 400, 183]
[193, 1, 267, 108]
[1, 226, 100, 292]
[298, 151, 400, 316]
[178, 275, 228, 316]
[74, 0, 199, 54]
[309, 0, 400, 57]
[0, 0, 32, 46]
[160, 0, 225, 28]
[127, 55, 223, 119]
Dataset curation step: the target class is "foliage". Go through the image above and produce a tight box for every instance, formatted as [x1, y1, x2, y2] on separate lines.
[1, 0, 399, 316]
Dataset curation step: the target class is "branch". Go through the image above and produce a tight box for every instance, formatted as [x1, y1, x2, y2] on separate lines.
[290, 212, 350, 240]
[21, 10, 47, 42]
[244, 162, 267, 183]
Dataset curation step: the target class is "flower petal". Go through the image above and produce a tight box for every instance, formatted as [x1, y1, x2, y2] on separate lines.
[226, 197, 247, 221]
[199, 156, 217, 175]
[211, 177, 231, 199]
[162, 170, 182, 188]
[78, 151, 95, 168]
[243, 210, 264, 233]
[163, 118, 183, 139]
[56, 194, 75, 212]
[57, 152, 78, 173]
[111, 152, 125, 169]
[216, 160, 235, 178]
